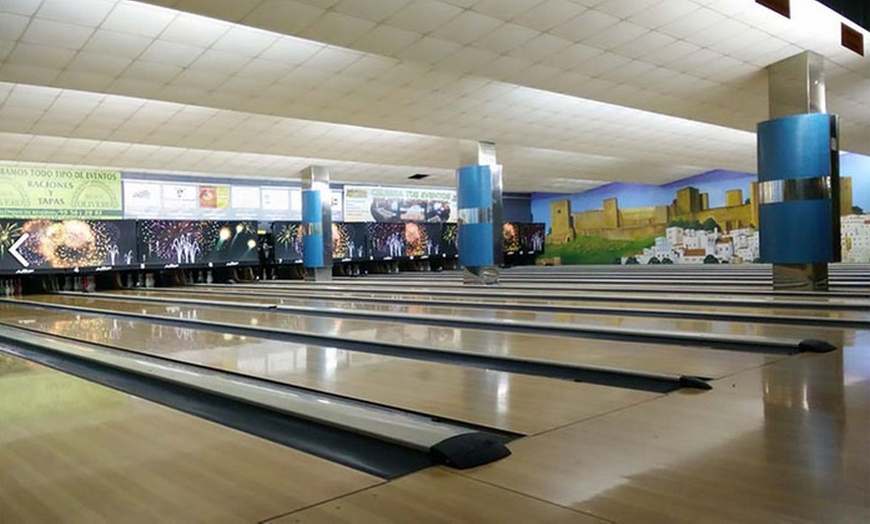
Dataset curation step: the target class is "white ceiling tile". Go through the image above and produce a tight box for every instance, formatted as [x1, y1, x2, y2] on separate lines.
[20, 18, 95, 49]
[123, 60, 183, 83]
[188, 49, 251, 74]
[234, 58, 287, 83]
[5, 42, 77, 69]
[430, 10, 503, 45]
[301, 47, 363, 72]
[627, 0, 698, 29]
[583, 20, 649, 50]
[139, 40, 204, 67]
[0, 39, 13, 62]
[333, 0, 413, 23]
[656, 7, 722, 39]
[514, 0, 588, 32]
[36, 0, 115, 27]
[168, 0, 261, 21]
[386, 0, 464, 34]
[0, 0, 42, 16]
[507, 32, 573, 62]
[0, 12, 30, 40]
[549, 9, 620, 42]
[395, 36, 461, 63]
[171, 68, 230, 90]
[101, 2, 176, 37]
[0, 63, 58, 84]
[241, 0, 325, 34]
[352, 24, 420, 56]
[161, 13, 229, 47]
[471, 23, 539, 54]
[259, 37, 325, 64]
[594, 0, 662, 19]
[66, 51, 132, 76]
[210, 25, 279, 57]
[56, 69, 115, 91]
[300, 11, 377, 46]
[473, 0, 543, 20]
[81, 28, 153, 59]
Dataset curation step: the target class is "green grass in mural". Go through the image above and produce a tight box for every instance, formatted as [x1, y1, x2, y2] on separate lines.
[544, 235, 655, 264]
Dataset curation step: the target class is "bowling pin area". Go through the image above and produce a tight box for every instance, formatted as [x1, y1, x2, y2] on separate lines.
[1, 261, 868, 524]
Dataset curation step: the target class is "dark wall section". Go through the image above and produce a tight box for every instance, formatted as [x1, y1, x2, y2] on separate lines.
[503, 193, 532, 223]
[817, 0, 869, 30]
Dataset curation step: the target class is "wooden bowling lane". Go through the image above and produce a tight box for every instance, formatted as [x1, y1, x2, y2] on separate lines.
[265, 468, 606, 524]
[131, 287, 870, 327]
[462, 340, 870, 524]
[8, 294, 790, 380]
[0, 304, 657, 436]
[55, 290, 853, 348]
[0, 353, 379, 523]
[224, 281, 870, 308]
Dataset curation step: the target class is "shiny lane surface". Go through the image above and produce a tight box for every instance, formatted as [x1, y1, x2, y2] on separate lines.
[466, 338, 870, 523]
[220, 281, 870, 308]
[267, 468, 607, 523]
[45, 289, 853, 346]
[133, 287, 870, 324]
[0, 353, 378, 523]
[8, 294, 790, 379]
[0, 304, 656, 435]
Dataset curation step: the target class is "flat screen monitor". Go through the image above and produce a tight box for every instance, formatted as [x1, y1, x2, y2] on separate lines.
[272, 221, 304, 264]
[332, 222, 369, 262]
[502, 222, 521, 254]
[441, 222, 458, 258]
[0, 219, 137, 274]
[404, 222, 442, 259]
[137, 220, 259, 268]
[520, 223, 546, 253]
[367, 223, 406, 260]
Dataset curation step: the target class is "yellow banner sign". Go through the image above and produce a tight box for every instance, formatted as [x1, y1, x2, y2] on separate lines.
[0, 166, 123, 219]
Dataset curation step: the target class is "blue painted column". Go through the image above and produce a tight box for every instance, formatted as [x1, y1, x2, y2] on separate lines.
[457, 141, 502, 285]
[757, 113, 838, 264]
[300, 165, 332, 281]
[761, 51, 840, 291]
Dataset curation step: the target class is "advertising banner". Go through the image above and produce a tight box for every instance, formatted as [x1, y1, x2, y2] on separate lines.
[0, 166, 122, 219]
[344, 185, 455, 223]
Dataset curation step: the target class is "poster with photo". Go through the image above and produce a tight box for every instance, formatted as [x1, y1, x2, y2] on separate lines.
[344, 185, 455, 223]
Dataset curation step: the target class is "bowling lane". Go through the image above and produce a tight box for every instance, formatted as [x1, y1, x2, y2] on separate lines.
[7, 294, 787, 379]
[221, 282, 870, 308]
[464, 336, 870, 523]
[0, 353, 379, 523]
[60, 289, 854, 347]
[267, 468, 606, 523]
[0, 304, 657, 436]
[132, 287, 870, 326]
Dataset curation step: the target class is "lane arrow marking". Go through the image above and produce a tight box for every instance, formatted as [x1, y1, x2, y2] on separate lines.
[10, 233, 29, 267]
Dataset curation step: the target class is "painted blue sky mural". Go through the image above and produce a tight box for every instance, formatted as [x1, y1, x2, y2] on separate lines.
[531, 152, 870, 230]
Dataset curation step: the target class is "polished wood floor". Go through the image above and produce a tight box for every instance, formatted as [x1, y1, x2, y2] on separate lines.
[1, 267, 867, 523]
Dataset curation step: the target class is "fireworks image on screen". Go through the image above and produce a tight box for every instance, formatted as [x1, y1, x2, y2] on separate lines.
[367, 223, 405, 258]
[14, 220, 126, 268]
[520, 224, 545, 253]
[332, 223, 350, 259]
[442, 223, 458, 254]
[405, 223, 437, 257]
[275, 222, 304, 259]
[140, 220, 258, 265]
[503, 222, 520, 252]
[138, 221, 207, 264]
[0, 222, 22, 257]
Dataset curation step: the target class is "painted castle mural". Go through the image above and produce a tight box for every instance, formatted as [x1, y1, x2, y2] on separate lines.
[532, 153, 870, 265]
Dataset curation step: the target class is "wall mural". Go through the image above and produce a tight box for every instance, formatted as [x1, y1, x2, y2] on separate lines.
[531, 153, 870, 265]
